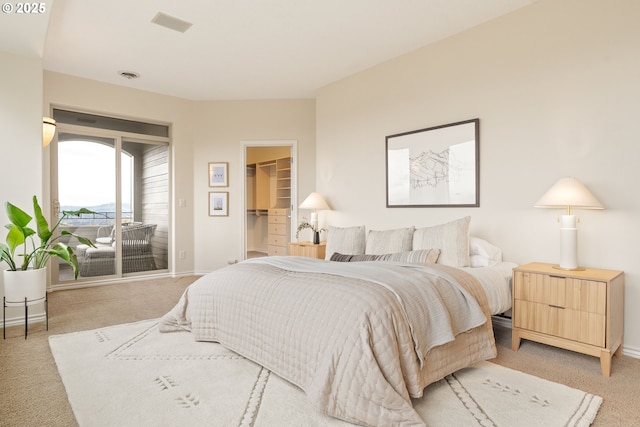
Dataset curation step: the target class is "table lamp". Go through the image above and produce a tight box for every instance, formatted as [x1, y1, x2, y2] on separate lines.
[299, 192, 330, 244]
[534, 177, 604, 270]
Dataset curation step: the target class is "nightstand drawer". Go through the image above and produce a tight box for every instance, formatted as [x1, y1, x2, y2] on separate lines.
[513, 271, 607, 314]
[288, 242, 326, 259]
[513, 300, 605, 347]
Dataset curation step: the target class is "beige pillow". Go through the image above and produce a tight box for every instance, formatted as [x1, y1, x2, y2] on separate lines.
[365, 227, 415, 255]
[413, 217, 471, 267]
[324, 225, 366, 260]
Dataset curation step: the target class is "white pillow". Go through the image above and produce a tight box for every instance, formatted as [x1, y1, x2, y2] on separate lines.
[413, 216, 471, 267]
[324, 225, 366, 260]
[469, 236, 503, 267]
[365, 227, 415, 255]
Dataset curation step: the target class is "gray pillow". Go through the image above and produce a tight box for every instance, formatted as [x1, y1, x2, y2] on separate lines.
[331, 249, 440, 265]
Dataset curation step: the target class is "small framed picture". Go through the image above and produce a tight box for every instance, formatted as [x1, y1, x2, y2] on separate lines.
[208, 162, 229, 187]
[209, 192, 229, 216]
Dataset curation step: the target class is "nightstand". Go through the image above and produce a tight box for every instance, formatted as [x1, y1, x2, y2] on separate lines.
[288, 242, 326, 259]
[511, 262, 624, 377]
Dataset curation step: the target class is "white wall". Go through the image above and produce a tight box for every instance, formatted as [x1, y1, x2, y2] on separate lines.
[316, 0, 640, 354]
[0, 52, 45, 320]
[190, 100, 316, 272]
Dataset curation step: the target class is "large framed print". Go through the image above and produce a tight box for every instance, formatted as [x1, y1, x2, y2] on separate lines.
[208, 162, 229, 187]
[209, 192, 229, 216]
[386, 119, 479, 207]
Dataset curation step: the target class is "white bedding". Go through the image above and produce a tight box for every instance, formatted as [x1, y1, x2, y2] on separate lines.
[463, 261, 517, 315]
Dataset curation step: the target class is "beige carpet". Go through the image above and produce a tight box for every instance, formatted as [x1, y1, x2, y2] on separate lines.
[49, 318, 602, 427]
[1, 276, 639, 426]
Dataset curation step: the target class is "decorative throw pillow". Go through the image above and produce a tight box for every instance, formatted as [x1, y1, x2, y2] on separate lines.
[324, 225, 366, 260]
[365, 227, 415, 255]
[413, 216, 471, 267]
[330, 253, 379, 262]
[330, 249, 440, 265]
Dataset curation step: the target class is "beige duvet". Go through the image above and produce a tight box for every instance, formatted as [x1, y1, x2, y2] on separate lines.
[160, 257, 497, 426]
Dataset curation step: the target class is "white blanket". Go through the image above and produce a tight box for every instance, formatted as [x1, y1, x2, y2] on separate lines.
[160, 257, 494, 426]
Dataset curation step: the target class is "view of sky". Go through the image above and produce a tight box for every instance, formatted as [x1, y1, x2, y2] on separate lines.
[58, 140, 132, 209]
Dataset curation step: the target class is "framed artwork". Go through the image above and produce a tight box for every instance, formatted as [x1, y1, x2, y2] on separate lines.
[208, 192, 229, 216]
[386, 119, 479, 207]
[208, 162, 229, 187]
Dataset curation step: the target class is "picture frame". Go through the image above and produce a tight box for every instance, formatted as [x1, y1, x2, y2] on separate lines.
[208, 192, 229, 216]
[386, 119, 479, 207]
[208, 162, 229, 187]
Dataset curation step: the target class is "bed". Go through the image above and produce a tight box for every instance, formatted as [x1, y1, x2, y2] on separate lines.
[160, 218, 516, 426]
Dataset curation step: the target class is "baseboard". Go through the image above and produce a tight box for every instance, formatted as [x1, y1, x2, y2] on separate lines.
[49, 271, 196, 291]
[622, 344, 640, 359]
[2, 312, 46, 329]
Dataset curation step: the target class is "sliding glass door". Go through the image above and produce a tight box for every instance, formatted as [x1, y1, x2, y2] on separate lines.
[56, 134, 118, 281]
[51, 110, 170, 285]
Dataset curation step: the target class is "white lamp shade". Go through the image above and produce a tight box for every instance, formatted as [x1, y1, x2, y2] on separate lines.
[299, 192, 330, 211]
[43, 117, 57, 147]
[534, 177, 604, 270]
[534, 177, 604, 212]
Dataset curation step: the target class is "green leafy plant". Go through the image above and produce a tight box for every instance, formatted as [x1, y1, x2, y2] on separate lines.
[0, 196, 97, 279]
[295, 217, 327, 239]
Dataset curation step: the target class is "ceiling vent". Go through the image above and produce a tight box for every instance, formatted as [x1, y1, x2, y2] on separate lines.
[151, 12, 193, 33]
[118, 70, 141, 80]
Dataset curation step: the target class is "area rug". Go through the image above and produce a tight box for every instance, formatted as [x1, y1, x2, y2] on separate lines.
[49, 319, 602, 427]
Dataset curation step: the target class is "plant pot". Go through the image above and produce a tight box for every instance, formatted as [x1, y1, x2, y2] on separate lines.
[3, 268, 47, 306]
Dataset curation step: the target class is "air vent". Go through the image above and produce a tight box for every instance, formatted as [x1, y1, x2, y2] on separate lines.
[151, 12, 193, 33]
[118, 70, 141, 80]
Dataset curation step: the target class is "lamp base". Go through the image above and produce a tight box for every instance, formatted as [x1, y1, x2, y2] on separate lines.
[552, 265, 586, 271]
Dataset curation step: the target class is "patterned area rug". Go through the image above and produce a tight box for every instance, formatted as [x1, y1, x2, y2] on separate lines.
[49, 319, 602, 426]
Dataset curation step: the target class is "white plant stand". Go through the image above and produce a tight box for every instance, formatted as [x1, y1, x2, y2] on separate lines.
[3, 268, 48, 339]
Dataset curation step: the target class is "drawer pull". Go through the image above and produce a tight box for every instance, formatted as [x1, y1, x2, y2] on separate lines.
[548, 304, 565, 309]
[549, 275, 566, 279]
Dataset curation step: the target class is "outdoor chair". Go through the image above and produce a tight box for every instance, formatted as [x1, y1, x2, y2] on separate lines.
[78, 223, 157, 276]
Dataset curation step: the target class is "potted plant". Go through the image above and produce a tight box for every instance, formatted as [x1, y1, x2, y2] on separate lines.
[0, 196, 97, 299]
[1, 196, 98, 338]
[295, 217, 327, 245]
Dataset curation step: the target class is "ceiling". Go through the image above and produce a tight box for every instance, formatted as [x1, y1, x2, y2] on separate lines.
[2, 0, 536, 100]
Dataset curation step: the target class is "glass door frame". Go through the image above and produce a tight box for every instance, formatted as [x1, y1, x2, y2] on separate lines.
[50, 122, 171, 287]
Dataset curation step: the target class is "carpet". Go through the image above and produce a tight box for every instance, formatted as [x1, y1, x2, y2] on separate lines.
[49, 319, 602, 427]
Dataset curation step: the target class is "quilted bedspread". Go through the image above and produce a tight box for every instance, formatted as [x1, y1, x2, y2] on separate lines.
[160, 257, 496, 426]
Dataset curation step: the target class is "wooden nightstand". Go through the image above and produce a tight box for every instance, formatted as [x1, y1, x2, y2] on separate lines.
[511, 262, 624, 377]
[288, 242, 326, 259]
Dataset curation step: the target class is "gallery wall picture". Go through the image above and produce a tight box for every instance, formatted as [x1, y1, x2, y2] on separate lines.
[209, 192, 229, 216]
[208, 162, 229, 187]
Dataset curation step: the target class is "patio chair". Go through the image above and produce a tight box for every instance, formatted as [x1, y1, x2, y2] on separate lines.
[78, 223, 157, 276]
